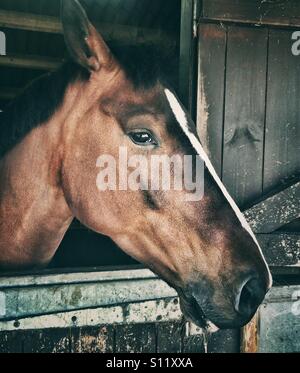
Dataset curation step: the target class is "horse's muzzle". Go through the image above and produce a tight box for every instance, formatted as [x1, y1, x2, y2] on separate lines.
[180, 272, 270, 329]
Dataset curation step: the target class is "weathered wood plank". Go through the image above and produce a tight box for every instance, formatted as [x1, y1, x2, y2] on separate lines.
[222, 26, 268, 206]
[278, 218, 300, 232]
[202, 0, 300, 28]
[23, 329, 70, 353]
[258, 233, 300, 267]
[265, 285, 300, 302]
[0, 323, 203, 354]
[182, 323, 205, 353]
[156, 322, 182, 353]
[1, 327, 114, 353]
[197, 23, 226, 175]
[0, 305, 122, 332]
[183, 334, 205, 353]
[207, 329, 240, 353]
[179, 0, 196, 110]
[264, 30, 300, 193]
[115, 324, 156, 353]
[0, 299, 181, 332]
[0, 274, 176, 320]
[71, 326, 114, 353]
[0, 268, 155, 288]
[0, 10, 176, 49]
[244, 182, 300, 233]
[0, 330, 23, 353]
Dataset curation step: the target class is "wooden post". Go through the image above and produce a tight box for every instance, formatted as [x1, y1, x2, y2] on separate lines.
[241, 312, 259, 353]
[179, 0, 201, 116]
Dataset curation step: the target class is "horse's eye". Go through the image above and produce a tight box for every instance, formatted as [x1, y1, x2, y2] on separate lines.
[128, 131, 157, 146]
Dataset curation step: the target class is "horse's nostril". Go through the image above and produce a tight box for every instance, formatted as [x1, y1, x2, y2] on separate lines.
[235, 277, 266, 318]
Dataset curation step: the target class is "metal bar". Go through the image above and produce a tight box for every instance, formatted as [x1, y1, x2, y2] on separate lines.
[0, 54, 62, 70]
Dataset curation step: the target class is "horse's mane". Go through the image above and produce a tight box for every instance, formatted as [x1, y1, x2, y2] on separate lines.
[0, 45, 176, 159]
[0, 63, 82, 159]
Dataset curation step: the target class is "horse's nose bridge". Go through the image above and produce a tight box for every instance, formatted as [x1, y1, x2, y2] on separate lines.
[207, 225, 271, 290]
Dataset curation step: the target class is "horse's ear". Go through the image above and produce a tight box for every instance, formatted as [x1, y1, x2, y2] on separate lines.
[61, 0, 117, 72]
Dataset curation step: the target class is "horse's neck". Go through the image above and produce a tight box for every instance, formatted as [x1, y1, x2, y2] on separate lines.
[0, 118, 73, 270]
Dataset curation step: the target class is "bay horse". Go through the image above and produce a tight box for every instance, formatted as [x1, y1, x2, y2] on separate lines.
[0, 0, 272, 329]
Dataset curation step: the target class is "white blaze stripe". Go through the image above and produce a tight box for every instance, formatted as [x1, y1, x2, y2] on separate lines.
[164, 89, 272, 286]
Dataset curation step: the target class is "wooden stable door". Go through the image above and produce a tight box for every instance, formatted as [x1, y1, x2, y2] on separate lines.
[197, 1, 300, 353]
[197, 23, 300, 207]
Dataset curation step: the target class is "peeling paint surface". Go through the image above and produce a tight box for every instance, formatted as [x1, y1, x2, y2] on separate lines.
[0, 293, 5, 317]
[197, 71, 210, 155]
[245, 182, 300, 233]
[0, 271, 176, 321]
[260, 286, 300, 353]
[0, 298, 184, 332]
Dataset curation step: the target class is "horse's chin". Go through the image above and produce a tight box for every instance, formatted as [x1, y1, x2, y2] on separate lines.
[179, 295, 219, 333]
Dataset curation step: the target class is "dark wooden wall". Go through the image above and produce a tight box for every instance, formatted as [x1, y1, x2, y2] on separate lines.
[198, 21, 300, 207]
[0, 323, 239, 353]
[202, 0, 300, 28]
